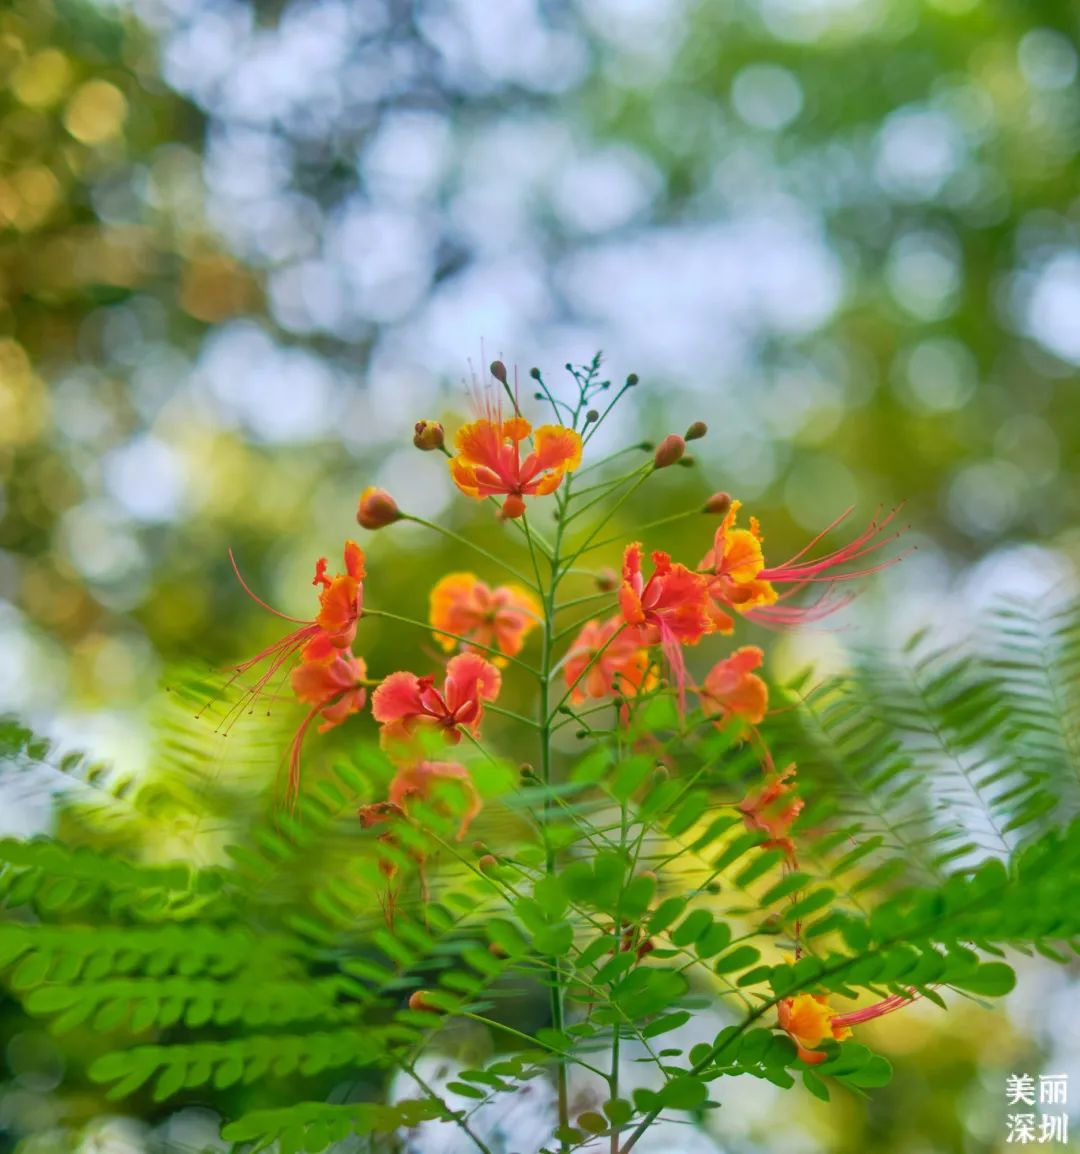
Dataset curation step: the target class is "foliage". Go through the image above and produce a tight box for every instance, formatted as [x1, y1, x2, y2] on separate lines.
[2, 365, 1080, 1153]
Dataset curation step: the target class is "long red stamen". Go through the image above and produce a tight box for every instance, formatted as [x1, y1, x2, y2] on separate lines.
[229, 549, 311, 624]
[759, 506, 905, 584]
[658, 619, 690, 715]
[286, 703, 324, 811]
[212, 626, 319, 733]
[746, 588, 856, 628]
[832, 990, 919, 1027]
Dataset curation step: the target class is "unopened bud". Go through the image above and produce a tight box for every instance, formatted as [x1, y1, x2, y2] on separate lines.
[489, 942, 509, 958]
[478, 854, 499, 873]
[653, 434, 685, 470]
[704, 491, 732, 516]
[413, 420, 445, 451]
[519, 762, 535, 780]
[685, 421, 708, 441]
[529, 367, 542, 380]
[490, 360, 508, 384]
[408, 990, 439, 1013]
[595, 566, 618, 592]
[626, 373, 639, 386]
[356, 486, 401, 530]
[676, 454, 695, 468]
[585, 409, 600, 423]
[472, 841, 488, 855]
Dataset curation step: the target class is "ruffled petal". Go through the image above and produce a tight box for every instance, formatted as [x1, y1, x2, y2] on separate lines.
[371, 671, 424, 724]
[532, 424, 583, 473]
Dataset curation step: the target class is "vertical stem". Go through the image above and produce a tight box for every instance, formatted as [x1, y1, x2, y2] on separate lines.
[530, 488, 571, 1151]
[610, 703, 628, 1154]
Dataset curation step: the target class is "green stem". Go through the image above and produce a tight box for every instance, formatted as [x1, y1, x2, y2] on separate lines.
[560, 466, 651, 526]
[401, 1059, 496, 1154]
[531, 485, 571, 1152]
[365, 610, 538, 678]
[584, 507, 706, 556]
[403, 515, 536, 588]
[558, 470, 654, 580]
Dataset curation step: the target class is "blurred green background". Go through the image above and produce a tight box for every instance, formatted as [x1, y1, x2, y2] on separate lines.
[1, 0, 1078, 1150]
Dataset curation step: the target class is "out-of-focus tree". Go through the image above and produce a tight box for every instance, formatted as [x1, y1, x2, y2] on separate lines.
[582, 0, 1080, 554]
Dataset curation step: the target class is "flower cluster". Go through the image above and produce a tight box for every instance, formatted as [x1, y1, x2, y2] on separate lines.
[228, 358, 905, 1065]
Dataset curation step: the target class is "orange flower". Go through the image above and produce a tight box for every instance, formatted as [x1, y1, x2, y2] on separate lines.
[738, 762, 803, 863]
[618, 543, 715, 708]
[310, 541, 367, 647]
[697, 501, 778, 631]
[563, 617, 655, 708]
[449, 415, 582, 519]
[700, 501, 903, 628]
[285, 633, 369, 805]
[699, 646, 768, 728]
[371, 652, 502, 752]
[228, 541, 368, 793]
[778, 995, 852, 1064]
[388, 759, 483, 840]
[429, 572, 540, 664]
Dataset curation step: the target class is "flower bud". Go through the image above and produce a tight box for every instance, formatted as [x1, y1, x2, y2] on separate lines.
[595, 566, 618, 592]
[653, 434, 685, 470]
[408, 990, 439, 1013]
[356, 486, 401, 529]
[704, 491, 732, 516]
[490, 360, 508, 384]
[626, 373, 639, 386]
[413, 419, 445, 451]
[585, 409, 600, 423]
[478, 854, 499, 873]
[685, 421, 708, 441]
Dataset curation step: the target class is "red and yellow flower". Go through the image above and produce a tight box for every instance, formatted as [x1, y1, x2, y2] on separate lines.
[228, 541, 369, 805]
[429, 572, 540, 664]
[308, 541, 367, 647]
[697, 501, 777, 631]
[286, 633, 369, 804]
[563, 617, 655, 709]
[448, 415, 582, 519]
[778, 995, 853, 1064]
[618, 543, 715, 707]
[372, 652, 502, 752]
[738, 762, 803, 864]
[778, 991, 917, 1063]
[700, 500, 902, 628]
[698, 646, 768, 729]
